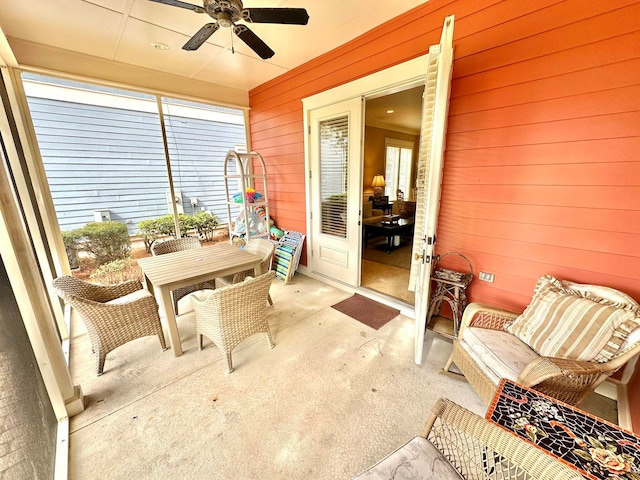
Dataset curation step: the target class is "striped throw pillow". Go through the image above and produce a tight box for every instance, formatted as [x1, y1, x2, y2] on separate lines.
[507, 275, 640, 363]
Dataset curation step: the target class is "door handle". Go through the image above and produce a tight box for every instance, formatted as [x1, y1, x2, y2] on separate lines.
[415, 252, 435, 263]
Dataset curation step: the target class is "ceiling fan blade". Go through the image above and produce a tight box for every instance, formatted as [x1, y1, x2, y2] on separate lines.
[241, 8, 309, 25]
[233, 25, 275, 59]
[147, 0, 205, 14]
[183, 23, 220, 51]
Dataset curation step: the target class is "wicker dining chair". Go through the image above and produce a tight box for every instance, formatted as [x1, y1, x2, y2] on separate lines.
[190, 271, 275, 373]
[215, 238, 275, 305]
[53, 275, 167, 376]
[353, 397, 584, 480]
[151, 237, 213, 314]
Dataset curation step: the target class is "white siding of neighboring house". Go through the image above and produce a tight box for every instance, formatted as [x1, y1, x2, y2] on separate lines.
[24, 79, 246, 236]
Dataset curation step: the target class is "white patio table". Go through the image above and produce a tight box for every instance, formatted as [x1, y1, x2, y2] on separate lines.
[138, 242, 261, 356]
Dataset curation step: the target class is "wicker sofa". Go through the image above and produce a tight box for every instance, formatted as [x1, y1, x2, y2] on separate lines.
[353, 397, 583, 480]
[445, 275, 640, 406]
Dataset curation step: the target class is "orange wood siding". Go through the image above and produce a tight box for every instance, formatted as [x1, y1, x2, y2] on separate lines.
[249, 0, 640, 428]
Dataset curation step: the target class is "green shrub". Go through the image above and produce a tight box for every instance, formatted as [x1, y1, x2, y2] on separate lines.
[82, 221, 131, 265]
[151, 214, 193, 238]
[62, 228, 84, 269]
[90, 257, 142, 284]
[190, 211, 219, 241]
[155, 214, 178, 237]
[138, 212, 219, 251]
[178, 213, 195, 236]
[62, 228, 84, 250]
[137, 218, 160, 253]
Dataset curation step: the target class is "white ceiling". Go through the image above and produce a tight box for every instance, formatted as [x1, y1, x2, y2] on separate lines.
[365, 86, 424, 134]
[0, 0, 425, 132]
[0, 0, 428, 93]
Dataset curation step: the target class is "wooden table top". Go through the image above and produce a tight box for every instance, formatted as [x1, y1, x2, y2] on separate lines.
[138, 242, 261, 287]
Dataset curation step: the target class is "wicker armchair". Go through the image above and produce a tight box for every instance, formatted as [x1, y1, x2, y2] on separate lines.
[215, 238, 275, 305]
[190, 271, 275, 373]
[445, 276, 640, 406]
[353, 397, 583, 480]
[53, 275, 167, 376]
[151, 237, 213, 314]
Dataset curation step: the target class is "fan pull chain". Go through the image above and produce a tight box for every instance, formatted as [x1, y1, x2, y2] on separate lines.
[230, 28, 235, 55]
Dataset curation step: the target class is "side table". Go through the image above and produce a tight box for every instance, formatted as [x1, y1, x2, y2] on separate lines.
[487, 378, 640, 480]
[426, 252, 473, 338]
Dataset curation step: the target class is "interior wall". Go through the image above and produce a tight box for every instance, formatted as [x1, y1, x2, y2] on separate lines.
[363, 125, 419, 200]
[249, 0, 640, 428]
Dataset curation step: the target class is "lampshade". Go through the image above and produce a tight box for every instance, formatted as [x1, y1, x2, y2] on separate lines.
[371, 174, 386, 188]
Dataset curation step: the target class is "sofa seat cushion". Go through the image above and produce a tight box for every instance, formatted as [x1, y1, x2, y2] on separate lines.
[506, 275, 640, 362]
[353, 436, 462, 480]
[461, 327, 540, 385]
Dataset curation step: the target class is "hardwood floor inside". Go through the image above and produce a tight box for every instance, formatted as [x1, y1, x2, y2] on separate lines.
[360, 238, 414, 305]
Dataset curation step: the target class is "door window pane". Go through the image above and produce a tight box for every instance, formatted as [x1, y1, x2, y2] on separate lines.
[319, 115, 348, 238]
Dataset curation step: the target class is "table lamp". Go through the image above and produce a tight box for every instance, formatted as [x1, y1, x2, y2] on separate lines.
[371, 174, 386, 202]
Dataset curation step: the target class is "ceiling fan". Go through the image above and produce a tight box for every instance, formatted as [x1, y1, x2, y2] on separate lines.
[148, 0, 309, 59]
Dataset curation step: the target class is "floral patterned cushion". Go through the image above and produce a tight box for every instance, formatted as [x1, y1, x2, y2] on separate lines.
[352, 437, 463, 480]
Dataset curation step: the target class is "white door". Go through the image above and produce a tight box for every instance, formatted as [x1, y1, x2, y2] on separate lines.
[410, 15, 455, 364]
[308, 97, 363, 286]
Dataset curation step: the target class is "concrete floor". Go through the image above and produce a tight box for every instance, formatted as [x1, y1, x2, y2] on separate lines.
[67, 272, 617, 479]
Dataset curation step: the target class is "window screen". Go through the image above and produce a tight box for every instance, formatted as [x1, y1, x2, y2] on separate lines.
[21, 73, 246, 236]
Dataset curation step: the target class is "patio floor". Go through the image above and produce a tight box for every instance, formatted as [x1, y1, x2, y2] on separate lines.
[66, 273, 618, 479]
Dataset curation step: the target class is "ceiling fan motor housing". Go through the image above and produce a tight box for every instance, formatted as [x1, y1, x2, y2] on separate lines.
[149, 0, 308, 59]
[204, 0, 244, 26]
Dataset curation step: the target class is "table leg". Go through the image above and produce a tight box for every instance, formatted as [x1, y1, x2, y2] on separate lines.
[157, 285, 183, 356]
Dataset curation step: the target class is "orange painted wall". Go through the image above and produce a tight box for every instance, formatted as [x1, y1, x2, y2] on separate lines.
[249, 0, 640, 428]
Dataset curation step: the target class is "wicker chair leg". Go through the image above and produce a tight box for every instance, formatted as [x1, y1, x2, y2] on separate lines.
[96, 351, 107, 377]
[225, 352, 234, 374]
[157, 333, 168, 351]
[198, 334, 203, 351]
[443, 354, 454, 372]
[172, 293, 179, 316]
[268, 293, 273, 306]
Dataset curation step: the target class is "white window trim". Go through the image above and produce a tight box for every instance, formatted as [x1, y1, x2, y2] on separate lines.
[23, 80, 245, 124]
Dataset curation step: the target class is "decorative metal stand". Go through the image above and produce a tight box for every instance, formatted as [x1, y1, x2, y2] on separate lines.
[427, 252, 473, 339]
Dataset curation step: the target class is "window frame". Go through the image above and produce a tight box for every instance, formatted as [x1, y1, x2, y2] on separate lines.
[384, 137, 414, 199]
